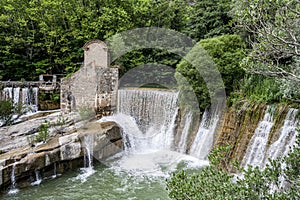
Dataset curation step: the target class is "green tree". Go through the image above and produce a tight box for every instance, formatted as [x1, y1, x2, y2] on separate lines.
[175, 34, 245, 110]
[185, 0, 233, 41]
[232, 0, 300, 101]
[0, 100, 24, 127]
[0, 0, 193, 80]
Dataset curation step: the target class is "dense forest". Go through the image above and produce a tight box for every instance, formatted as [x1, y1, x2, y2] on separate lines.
[1, 0, 299, 104]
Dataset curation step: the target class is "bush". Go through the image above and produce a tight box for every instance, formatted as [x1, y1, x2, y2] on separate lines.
[0, 100, 23, 126]
[175, 35, 246, 110]
[35, 120, 50, 143]
[234, 74, 284, 104]
[166, 132, 300, 199]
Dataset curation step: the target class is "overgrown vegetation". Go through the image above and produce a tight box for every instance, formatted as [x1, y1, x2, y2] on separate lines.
[176, 34, 246, 110]
[0, 100, 25, 127]
[167, 132, 300, 199]
[35, 120, 50, 143]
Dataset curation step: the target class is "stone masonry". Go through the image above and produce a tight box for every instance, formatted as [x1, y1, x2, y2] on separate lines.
[60, 40, 118, 117]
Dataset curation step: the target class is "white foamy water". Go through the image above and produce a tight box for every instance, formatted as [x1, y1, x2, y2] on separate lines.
[264, 108, 299, 165]
[99, 89, 209, 178]
[112, 150, 209, 178]
[178, 111, 193, 153]
[242, 106, 276, 168]
[189, 107, 220, 159]
[2, 87, 39, 112]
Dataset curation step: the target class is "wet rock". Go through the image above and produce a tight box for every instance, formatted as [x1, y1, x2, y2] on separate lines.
[60, 142, 82, 161]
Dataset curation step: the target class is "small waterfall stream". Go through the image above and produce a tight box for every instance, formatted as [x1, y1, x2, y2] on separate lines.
[189, 107, 220, 159]
[13, 88, 20, 105]
[264, 108, 299, 165]
[242, 106, 276, 168]
[8, 162, 19, 195]
[52, 163, 58, 179]
[1, 87, 39, 112]
[76, 134, 95, 182]
[178, 111, 193, 153]
[83, 135, 94, 169]
[240, 108, 299, 170]
[31, 171, 42, 186]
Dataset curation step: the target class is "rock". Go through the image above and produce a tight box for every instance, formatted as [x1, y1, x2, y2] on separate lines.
[59, 133, 79, 146]
[0, 116, 122, 190]
[60, 142, 82, 161]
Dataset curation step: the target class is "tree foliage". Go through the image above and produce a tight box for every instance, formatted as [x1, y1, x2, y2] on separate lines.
[0, 0, 192, 81]
[0, 100, 24, 127]
[185, 0, 233, 41]
[175, 34, 245, 110]
[232, 0, 300, 100]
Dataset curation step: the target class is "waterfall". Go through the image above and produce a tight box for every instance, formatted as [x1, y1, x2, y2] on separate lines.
[33, 87, 39, 107]
[21, 88, 29, 104]
[76, 134, 95, 182]
[52, 163, 57, 179]
[2, 87, 39, 107]
[189, 107, 220, 159]
[99, 89, 211, 175]
[83, 134, 94, 169]
[178, 111, 193, 153]
[13, 88, 20, 105]
[264, 108, 299, 164]
[2, 87, 13, 100]
[112, 89, 179, 153]
[8, 162, 19, 195]
[242, 106, 276, 168]
[31, 170, 42, 186]
[1, 87, 39, 112]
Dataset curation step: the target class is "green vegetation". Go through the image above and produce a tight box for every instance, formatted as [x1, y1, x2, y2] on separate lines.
[185, 0, 233, 40]
[1, 0, 299, 197]
[176, 34, 246, 110]
[0, 0, 190, 80]
[167, 133, 300, 199]
[0, 100, 24, 127]
[35, 120, 50, 143]
[1, 0, 297, 102]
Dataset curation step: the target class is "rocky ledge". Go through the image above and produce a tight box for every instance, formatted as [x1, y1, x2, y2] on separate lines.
[0, 112, 122, 190]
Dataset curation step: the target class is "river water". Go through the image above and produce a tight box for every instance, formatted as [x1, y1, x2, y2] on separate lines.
[2, 150, 208, 200]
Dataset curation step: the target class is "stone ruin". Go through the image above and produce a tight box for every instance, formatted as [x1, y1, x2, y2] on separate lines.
[60, 40, 118, 117]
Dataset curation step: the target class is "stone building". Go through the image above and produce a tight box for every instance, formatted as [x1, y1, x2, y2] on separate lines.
[60, 40, 118, 117]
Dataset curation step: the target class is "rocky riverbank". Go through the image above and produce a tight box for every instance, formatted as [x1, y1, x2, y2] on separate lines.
[0, 112, 122, 190]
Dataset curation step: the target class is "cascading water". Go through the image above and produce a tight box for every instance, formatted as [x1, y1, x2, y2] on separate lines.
[242, 106, 276, 168]
[116, 89, 179, 153]
[83, 135, 94, 169]
[2, 87, 13, 100]
[1, 87, 39, 112]
[52, 163, 57, 179]
[13, 88, 20, 105]
[264, 108, 299, 164]
[100, 89, 209, 176]
[189, 107, 220, 159]
[8, 162, 19, 195]
[76, 134, 95, 182]
[31, 170, 42, 186]
[178, 111, 193, 153]
[21, 88, 29, 105]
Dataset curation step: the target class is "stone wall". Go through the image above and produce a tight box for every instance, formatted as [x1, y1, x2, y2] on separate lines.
[61, 40, 118, 117]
